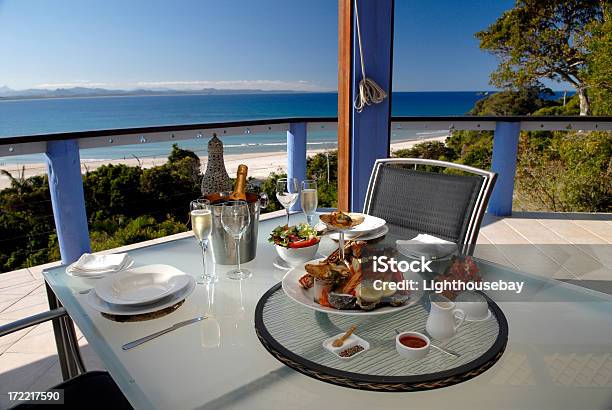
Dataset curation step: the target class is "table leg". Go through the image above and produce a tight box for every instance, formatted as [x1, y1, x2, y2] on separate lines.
[45, 282, 86, 380]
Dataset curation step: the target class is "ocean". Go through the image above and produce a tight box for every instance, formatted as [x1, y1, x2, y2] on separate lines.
[0, 91, 560, 164]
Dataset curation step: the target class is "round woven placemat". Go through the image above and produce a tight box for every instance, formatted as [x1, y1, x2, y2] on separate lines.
[101, 300, 185, 322]
[255, 284, 508, 392]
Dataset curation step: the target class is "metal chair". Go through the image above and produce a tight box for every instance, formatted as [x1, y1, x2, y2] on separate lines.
[363, 158, 497, 255]
[0, 304, 132, 409]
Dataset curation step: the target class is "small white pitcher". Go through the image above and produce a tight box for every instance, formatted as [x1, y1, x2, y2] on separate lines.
[426, 294, 466, 343]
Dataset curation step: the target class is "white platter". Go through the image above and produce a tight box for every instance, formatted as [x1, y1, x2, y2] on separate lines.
[319, 213, 385, 234]
[94, 265, 192, 306]
[330, 224, 389, 242]
[345, 214, 386, 234]
[86, 273, 196, 316]
[282, 259, 423, 316]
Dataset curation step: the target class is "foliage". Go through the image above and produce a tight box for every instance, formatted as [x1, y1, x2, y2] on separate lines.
[90, 216, 185, 251]
[0, 172, 57, 271]
[258, 171, 287, 212]
[0, 146, 199, 272]
[84, 164, 144, 223]
[532, 95, 581, 116]
[393, 141, 457, 162]
[468, 87, 556, 115]
[444, 87, 559, 170]
[307, 151, 338, 208]
[476, 0, 603, 115]
[515, 131, 612, 211]
[393, 141, 459, 172]
[585, 4, 612, 115]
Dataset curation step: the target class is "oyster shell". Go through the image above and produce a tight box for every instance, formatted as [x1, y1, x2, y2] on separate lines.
[327, 292, 357, 310]
[383, 291, 411, 307]
[355, 283, 383, 310]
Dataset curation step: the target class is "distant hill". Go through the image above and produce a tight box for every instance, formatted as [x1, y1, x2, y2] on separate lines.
[0, 86, 308, 100]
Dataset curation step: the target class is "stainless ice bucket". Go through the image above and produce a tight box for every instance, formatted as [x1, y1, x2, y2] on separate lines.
[205, 192, 268, 265]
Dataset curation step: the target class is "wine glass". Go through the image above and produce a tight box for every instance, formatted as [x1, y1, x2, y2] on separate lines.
[300, 179, 318, 226]
[190, 199, 215, 284]
[276, 177, 299, 226]
[221, 200, 252, 280]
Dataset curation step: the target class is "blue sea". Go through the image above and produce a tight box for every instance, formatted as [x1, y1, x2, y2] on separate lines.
[0, 91, 562, 165]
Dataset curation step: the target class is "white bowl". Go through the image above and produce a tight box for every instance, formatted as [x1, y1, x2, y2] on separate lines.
[456, 301, 489, 321]
[396, 331, 430, 360]
[455, 291, 489, 321]
[275, 242, 319, 268]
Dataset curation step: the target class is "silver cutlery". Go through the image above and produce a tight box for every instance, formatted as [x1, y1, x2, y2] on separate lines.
[122, 316, 206, 350]
[394, 329, 461, 358]
[421, 329, 461, 357]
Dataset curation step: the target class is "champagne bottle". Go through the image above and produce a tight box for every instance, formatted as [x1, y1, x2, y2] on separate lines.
[228, 164, 248, 201]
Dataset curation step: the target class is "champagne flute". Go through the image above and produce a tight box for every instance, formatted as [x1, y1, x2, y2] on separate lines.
[221, 200, 252, 280]
[276, 177, 298, 226]
[190, 199, 214, 284]
[300, 179, 318, 226]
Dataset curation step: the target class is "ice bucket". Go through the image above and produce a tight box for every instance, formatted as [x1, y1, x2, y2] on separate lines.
[205, 191, 268, 265]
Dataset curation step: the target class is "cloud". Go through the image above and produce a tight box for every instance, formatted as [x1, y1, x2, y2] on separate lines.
[35, 81, 110, 89]
[33, 79, 330, 92]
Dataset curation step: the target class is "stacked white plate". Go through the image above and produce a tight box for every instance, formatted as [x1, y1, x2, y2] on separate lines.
[66, 253, 134, 278]
[328, 214, 388, 241]
[86, 264, 196, 315]
[396, 234, 458, 261]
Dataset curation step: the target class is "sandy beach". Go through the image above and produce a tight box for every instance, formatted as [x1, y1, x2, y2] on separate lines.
[0, 136, 446, 190]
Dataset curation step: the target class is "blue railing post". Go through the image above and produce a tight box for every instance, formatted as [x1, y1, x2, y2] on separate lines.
[350, 0, 394, 212]
[287, 122, 307, 211]
[45, 139, 91, 264]
[488, 122, 521, 216]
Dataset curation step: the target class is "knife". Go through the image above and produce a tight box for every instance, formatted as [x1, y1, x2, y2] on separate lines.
[122, 316, 206, 350]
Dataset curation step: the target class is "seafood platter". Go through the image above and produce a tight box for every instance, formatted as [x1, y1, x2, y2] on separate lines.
[282, 213, 423, 316]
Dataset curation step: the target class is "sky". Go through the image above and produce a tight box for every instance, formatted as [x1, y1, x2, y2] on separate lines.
[0, 0, 564, 92]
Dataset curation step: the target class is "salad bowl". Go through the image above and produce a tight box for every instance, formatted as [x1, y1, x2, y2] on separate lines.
[270, 224, 320, 268]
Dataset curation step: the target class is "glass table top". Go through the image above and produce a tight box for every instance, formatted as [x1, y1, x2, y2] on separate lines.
[43, 213, 612, 409]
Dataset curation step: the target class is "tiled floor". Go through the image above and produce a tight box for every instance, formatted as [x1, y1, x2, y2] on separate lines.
[0, 212, 610, 408]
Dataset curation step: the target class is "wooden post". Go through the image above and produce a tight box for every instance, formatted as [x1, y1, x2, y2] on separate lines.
[488, 122, 520, 216]
[337, 0, 353, 211]
[287, 122, 307, 211]
[350, 0, 394, 211]
[45, 139, 91, 264]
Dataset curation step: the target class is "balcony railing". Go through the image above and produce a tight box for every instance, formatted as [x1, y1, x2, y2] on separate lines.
[1, 115, 611, 265]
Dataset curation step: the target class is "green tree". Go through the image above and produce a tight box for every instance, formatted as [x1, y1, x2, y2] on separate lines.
[446, 87, 559, 169]
[585, 4, 612, 115]
[515, 131, 611, 211]
[307, 151, 338, 208]
[258, 172, 287, 212]
[83, 164, 144, 223]
[476, 0, 604, 115]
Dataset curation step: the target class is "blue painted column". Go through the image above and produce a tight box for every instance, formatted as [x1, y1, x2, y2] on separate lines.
[45, 139, 91, 264]
[488, 122, 521, 216]
[350, 0, 394, 211]
[287, 122, 307, 211]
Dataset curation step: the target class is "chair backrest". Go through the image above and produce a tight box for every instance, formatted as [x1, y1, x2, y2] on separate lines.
[363, 158, 497, 255]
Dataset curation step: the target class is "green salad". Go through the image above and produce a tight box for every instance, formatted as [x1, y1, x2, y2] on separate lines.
[268, 223, 320, 248]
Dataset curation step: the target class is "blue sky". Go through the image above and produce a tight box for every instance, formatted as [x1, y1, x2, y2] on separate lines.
[0, 0, 563, 92]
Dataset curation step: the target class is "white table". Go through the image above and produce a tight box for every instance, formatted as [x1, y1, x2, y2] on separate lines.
[44, 214, 612, 409]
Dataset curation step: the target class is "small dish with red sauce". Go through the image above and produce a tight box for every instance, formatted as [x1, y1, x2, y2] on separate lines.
[395, 331, 430, 360]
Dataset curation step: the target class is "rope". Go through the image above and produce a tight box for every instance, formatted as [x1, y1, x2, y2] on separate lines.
[353, 0, 388, 113]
